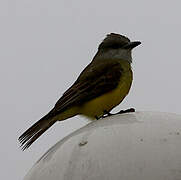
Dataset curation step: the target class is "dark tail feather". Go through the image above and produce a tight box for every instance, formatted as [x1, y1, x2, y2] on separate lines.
[19, 115, 56, 150]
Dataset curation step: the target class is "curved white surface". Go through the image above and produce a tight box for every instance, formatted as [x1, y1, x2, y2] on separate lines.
[24, 112, 181, 180]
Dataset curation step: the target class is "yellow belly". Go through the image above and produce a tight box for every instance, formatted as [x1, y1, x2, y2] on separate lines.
[80, 69, 133, 119]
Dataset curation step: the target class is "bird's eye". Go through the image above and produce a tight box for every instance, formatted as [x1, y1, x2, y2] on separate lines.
[98, 42, 123, 50]
[109, 43, 121, 49]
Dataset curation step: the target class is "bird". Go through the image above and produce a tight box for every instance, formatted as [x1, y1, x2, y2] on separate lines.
[19, 33, 141, 150]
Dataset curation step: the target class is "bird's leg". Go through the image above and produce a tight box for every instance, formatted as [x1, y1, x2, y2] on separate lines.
[101, 110, 114, 118]
[100, 108, 135, 119]
[95, 115, 100, 120]
[117, 108, 135, 114]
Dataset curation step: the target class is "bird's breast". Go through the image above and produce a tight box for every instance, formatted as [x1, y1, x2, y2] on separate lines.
[80, 69, 133, 119]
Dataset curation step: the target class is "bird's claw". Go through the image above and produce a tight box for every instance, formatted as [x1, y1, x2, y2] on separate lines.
[117, 108, 135, 114]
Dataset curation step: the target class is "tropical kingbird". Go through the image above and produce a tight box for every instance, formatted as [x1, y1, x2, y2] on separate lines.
[19, 33, 141, 150]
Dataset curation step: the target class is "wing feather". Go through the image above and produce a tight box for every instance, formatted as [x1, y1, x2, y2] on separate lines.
[54, 61, 122, 112]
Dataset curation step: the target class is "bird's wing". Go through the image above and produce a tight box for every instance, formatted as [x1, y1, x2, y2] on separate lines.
[54, 61, 123, 113]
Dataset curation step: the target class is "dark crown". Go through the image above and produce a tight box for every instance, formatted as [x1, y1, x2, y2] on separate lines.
[98, 33, 130, 50]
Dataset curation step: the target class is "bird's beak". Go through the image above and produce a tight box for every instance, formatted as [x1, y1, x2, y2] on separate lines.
[124, 41, 141, 49]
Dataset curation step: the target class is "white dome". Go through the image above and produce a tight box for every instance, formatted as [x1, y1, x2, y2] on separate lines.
[24, 112, 181, 180]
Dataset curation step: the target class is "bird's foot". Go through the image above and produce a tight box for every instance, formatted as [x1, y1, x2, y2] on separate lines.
[97, 108, 135, 119]
[116, 108, 135, 114]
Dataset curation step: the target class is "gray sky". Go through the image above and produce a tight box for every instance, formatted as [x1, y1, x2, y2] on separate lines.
[1, 0, 181, 179]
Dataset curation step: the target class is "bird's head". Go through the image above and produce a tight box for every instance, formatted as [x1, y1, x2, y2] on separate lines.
[97, 33, 141, 63]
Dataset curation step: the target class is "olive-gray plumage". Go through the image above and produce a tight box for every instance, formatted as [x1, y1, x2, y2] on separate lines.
[19, 33, 141, 150]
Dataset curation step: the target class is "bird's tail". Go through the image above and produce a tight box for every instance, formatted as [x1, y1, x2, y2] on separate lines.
[18, 114, 57, 150]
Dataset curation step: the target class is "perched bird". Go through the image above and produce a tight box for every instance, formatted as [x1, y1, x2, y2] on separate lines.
[19, 33, 141, 150]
